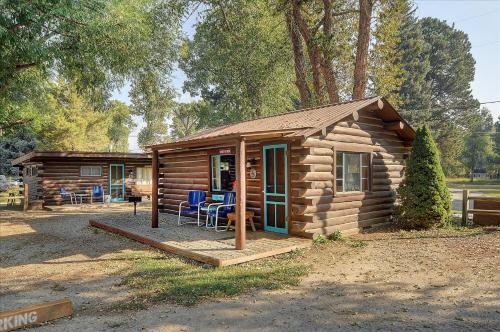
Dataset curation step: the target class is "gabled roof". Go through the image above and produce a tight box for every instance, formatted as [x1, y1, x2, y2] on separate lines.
[11, 151, 151, 165]
[151, 96, 415, 150]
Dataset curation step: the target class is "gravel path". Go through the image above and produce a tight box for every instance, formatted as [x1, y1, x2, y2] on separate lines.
[1, 207, 499, 331]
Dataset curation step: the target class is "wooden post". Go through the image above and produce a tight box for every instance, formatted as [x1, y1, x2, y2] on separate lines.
[23, 183, 29, 212]
[462, 189, 469, 226]
[152, 149, 159, 228]
[235, 138, 246, 250]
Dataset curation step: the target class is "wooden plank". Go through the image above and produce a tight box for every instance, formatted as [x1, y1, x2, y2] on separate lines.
[0, 299, 72, 331]
[89, 220, 221, 266]
[152, 149, 159, 228]
[468, 209, 500, 216]
[23, 183, 29, 212]
[462, 189, 469, 226]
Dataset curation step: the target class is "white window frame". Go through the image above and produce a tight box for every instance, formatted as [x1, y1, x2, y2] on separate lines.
[80, 166, 102, 177]
[135, 166, 152, 185]
[336, 152, 370, 193]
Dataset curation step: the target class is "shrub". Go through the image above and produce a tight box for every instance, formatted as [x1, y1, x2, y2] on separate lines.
[313, 234, 328, 245]
[396, 125, 451, 229]
[328, 230, 343, 241]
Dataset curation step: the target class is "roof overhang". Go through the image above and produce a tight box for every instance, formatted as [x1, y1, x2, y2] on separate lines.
[149, 96, 415, 152]
[149, 129, 302, 151]
[11, 151, 151, 166]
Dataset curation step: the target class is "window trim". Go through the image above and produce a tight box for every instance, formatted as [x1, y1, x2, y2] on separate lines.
[80, 165, 102, 177]
[334, 151, 371, 194]
[135, 166, 152, 184]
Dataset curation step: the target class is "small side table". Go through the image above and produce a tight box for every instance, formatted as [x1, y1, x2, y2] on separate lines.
[75, 193, 90, 204]
[226, 211, 256, 232]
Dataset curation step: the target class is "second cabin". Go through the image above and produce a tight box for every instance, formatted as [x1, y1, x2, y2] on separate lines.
[150, 97, 415, 239]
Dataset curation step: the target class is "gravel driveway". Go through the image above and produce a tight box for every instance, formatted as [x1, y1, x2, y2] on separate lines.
[1, 206, 499, 331]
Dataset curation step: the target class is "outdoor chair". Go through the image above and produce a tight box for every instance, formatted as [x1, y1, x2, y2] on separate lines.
[59, 187, 75, 205]
[92, 185, 104, 203]
[177, 191, 207, 226]
[204, 191, 236, 232]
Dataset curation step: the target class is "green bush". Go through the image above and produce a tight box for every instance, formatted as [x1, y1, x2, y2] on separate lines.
[328, 230, 343, 241]
[313, 234, 328, 245]
[396, 125, 451, 229]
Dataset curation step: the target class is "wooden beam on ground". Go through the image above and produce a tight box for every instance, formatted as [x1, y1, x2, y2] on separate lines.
[152, 149, 159, 228]
[383, 121, 404, 131]
[0, 299, 72, 331]
[235, 138, 246, 250]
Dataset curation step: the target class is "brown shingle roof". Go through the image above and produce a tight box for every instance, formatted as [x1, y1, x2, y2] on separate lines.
[11, 151, 151, 165]
[151, 96, 414, 150]
[175, 96, 381, 142]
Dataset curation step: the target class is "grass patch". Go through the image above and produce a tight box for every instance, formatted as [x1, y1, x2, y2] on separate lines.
[348, 239, 368, 248]
[397, 223, 492, 239]
[446, 177, 500, 189]
[117, 250, 308, 308]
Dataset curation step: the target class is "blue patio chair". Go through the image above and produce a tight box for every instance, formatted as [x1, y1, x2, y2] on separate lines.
[59, 187, 75, 205]
[205, 191, 236, 232]
[92, 185, 104, 203]
[177, 191, 207, 226]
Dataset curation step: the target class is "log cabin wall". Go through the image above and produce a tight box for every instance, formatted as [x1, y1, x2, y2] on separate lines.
[290, 107, 411, 239]
[157, 140, 264, 227]
[39, 158, 151, 205]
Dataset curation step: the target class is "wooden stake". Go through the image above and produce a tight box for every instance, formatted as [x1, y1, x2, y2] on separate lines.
[152, 149, 159, 228]
[462, 189, 469, 226]
[23, 183, 29, 212]
[235, 138, 246, 250]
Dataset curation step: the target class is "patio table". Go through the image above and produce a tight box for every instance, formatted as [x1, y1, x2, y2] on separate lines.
[75, 193, 90, 204]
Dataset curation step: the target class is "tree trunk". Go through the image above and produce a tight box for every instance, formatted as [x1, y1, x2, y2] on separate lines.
[352, 0, 373, 100]
[285, 11, 311, 107]
[320, 0, 340, 103]
[292, 0, 325, 104]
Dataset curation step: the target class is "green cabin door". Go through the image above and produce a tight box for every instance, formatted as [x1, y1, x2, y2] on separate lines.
[263, 144, 288, 234]
[109, 164, 125, 202]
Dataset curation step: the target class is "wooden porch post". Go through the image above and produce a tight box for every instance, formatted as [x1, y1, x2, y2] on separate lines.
[152, 149, 159, 228]
[235, 138, 246, 250]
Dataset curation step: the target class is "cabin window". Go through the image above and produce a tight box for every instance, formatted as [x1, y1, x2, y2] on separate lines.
[80, 166, 102, 177]
[136, 167, 152, 184]
[336, 152, 370, 193]
[210, 154, 236, 192]
[25, 165, 37, 177]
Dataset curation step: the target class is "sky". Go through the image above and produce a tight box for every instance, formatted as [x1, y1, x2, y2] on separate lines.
[114, 0, 500, 152]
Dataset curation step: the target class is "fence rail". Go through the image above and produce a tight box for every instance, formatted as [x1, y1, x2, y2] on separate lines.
[462, 189, 500, 226]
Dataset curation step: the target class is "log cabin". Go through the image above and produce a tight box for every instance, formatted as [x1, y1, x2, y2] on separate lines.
[150, 96, 415, 248]
[11, 151, 152, 205]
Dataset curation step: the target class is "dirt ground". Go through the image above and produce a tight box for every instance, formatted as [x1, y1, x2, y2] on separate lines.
[1, 206, 499, 331]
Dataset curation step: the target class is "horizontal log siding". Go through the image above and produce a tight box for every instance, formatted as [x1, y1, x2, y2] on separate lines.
[157, 142, 263, 226]
[290, 108, 411, 238]
[41, 158, 151, 205]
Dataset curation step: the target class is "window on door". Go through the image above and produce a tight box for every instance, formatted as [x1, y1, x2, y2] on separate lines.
[336, 152, 370, 192]
[136, 167, 152, 184]
[210, 155, 236, 192]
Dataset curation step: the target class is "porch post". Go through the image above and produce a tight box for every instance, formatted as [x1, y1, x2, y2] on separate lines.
[152, 149, 159, 228]
[235, 137, 246, 250]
